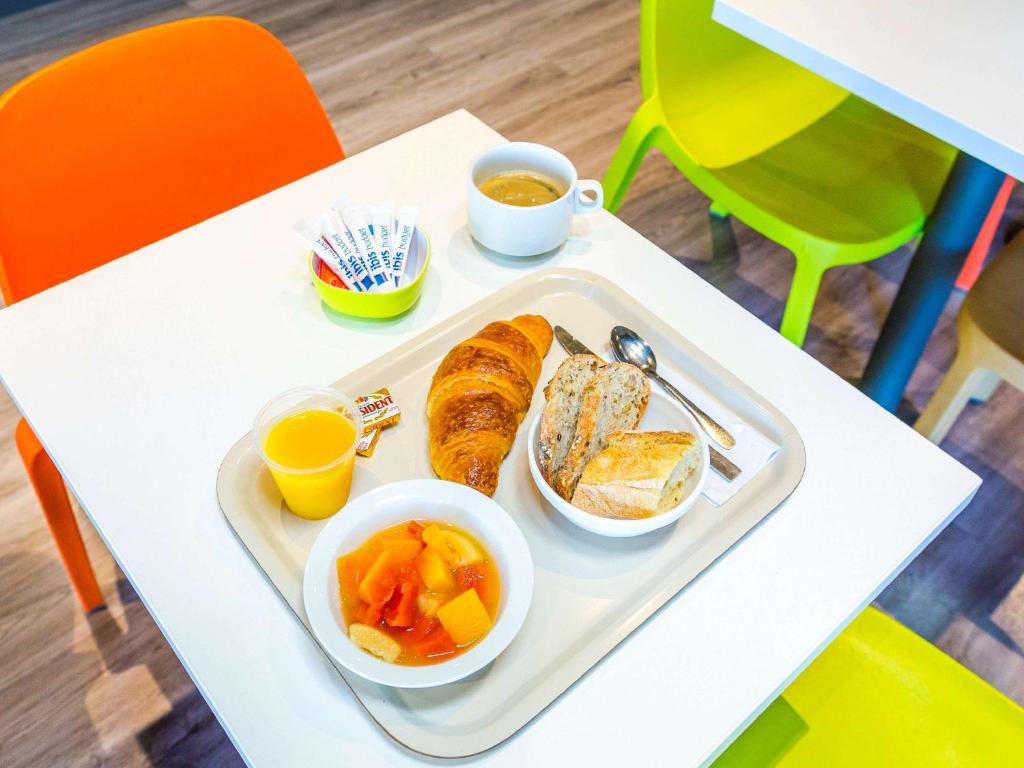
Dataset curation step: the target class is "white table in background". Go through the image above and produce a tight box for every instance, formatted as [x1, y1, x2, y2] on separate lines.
[0, 110, 979, 766]
[713, 0, 1024, 178]
[713, 0, 1024, 411]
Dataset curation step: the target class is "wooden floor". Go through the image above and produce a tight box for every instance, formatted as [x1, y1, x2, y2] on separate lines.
[1, 1, 1023, 765]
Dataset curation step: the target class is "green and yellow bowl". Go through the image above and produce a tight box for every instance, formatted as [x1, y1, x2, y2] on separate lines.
[310, 227, 430, 319]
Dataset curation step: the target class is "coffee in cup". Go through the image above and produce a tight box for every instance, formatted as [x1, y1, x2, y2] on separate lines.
[477, 171, 566, 207]
[467, 143, 603, 257]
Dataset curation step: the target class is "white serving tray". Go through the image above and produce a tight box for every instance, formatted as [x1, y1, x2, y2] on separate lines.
[216, 269, 805, 758]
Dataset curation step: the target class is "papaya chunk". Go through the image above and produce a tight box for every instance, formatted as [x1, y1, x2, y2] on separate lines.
[358, 539, 422, 604]
[437, 588, 492, 646]
[337, 550, 375, 600]
[455, 564, 485, 592]
[385, 581, 418, 628]
[408, 613, 440, 641]
[359, 601, 386, 626]
[411, 625, 457, 659]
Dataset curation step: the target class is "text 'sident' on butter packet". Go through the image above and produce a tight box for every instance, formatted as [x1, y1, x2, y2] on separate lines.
[338, 202, 389, 291]
[292, 218, 362, 292]
[319, 211, 374, 291]
[370, 202, 395, 283]
[391, 205, 419, 288]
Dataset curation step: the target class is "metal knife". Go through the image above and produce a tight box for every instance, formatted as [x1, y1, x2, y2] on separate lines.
[554, 325, 594, 357]
[553, 325, 742, 482]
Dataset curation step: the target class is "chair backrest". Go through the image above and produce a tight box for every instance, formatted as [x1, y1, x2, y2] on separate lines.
[0, 16, 343, 303]
[640, 0, 848, 168]
[966, 228, 1024, 361]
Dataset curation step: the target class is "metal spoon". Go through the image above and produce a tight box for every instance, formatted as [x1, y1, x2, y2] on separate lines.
[611, 325, 737, 450]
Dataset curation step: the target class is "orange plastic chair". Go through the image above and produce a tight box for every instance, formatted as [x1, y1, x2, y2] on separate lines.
[0, 17, 344, 611]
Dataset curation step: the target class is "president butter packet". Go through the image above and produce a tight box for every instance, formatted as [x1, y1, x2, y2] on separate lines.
[355, 387, 400, 457]
[356, 428, 382, 457]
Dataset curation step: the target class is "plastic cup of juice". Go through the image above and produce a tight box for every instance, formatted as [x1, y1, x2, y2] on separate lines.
[253, 386, 363, 520]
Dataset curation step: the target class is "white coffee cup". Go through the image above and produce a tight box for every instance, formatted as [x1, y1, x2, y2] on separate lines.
[467, 142, 604, 257]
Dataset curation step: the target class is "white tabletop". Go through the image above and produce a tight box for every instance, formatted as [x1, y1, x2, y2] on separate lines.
[713, 0, 1024, 179]
[0, 110, 979, 766]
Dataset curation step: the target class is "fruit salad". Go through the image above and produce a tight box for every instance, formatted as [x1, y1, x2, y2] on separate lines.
[336, 520, 500, 665]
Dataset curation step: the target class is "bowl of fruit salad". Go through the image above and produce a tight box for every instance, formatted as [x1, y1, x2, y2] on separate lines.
[303, 479, 534, 687]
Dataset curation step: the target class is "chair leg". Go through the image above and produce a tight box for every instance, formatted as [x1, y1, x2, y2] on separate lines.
[15, 419, 104, 612]
[779, 256, 826, 347]
[603, 102, 658, 214]
[968, 369, 1002, 403]
[709, 200, 730, 219]
[914, 358, 989, 444]
[916, 308, 1021, 443]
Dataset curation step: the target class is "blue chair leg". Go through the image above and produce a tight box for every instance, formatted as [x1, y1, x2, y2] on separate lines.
[859, 152, 1006, 411]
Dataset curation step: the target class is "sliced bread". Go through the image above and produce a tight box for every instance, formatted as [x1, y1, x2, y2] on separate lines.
[537, 354, 605, 483]
[570, 431, 701, 519]
[551, 362, 649, 500]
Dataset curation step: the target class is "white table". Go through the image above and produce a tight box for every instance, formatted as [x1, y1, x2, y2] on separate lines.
[713, 0, 1024, 179]
[0, 110, 979, 766]
[712, 0, 1023, 412]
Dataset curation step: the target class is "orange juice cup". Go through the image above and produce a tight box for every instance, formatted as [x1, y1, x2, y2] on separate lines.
[253, 386, 363, 520]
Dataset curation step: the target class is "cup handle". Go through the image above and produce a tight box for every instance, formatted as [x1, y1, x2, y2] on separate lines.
[573, 179, 604, 214]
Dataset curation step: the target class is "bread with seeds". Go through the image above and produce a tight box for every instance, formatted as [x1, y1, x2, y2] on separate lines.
[550, 362, 649, 500]
[537, 354, 605, 484]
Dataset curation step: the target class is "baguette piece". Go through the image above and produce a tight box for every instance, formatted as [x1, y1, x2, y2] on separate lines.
[537, 354, 605, 484]
[571, 431, 701, 519]
[551, 362, 649, 500]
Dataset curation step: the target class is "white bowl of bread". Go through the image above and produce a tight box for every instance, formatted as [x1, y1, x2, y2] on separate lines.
[528, 355, 709, 537]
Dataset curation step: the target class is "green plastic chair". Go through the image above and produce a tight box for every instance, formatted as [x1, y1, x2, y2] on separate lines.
[713, 607, 1024, 766]
[605, 0, 957, 346]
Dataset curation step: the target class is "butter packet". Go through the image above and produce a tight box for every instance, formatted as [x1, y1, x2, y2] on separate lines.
[355, 428, 382, 458]
[355, 388, 400, 457]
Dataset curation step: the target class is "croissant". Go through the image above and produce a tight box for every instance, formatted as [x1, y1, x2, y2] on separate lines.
[428, 314, 553, 495]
